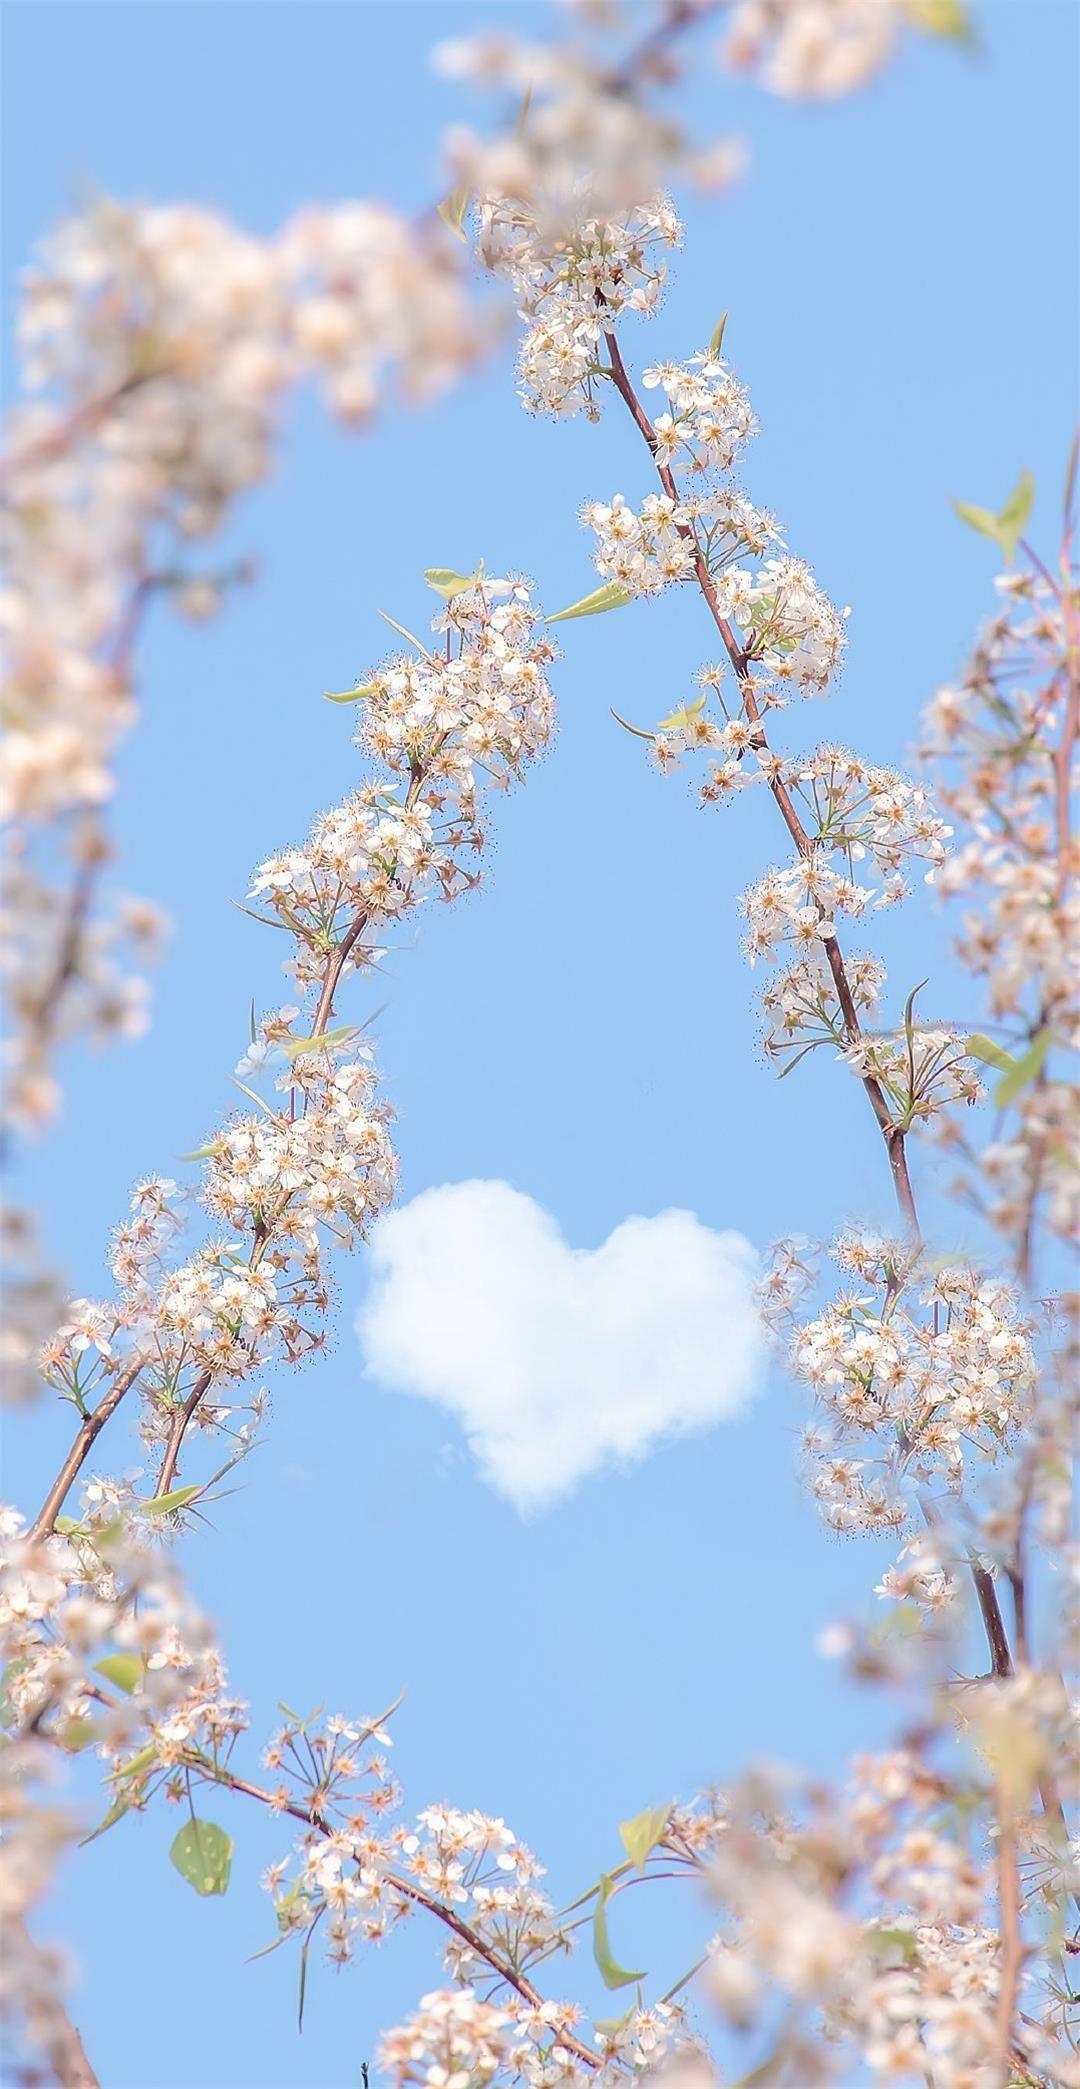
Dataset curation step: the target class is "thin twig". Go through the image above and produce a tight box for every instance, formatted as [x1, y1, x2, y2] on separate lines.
[992, 1794, 1024, 2087]
[28, 1356, 147, 1542]
[154, 1369, 213, 1497]
[602, 328, 920, 1236]
[192, 1759, 601, 2072]
[8, 1916, 100, 2088]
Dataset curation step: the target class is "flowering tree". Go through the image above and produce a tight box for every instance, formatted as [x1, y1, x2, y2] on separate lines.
[3, 4, 1075, 2088]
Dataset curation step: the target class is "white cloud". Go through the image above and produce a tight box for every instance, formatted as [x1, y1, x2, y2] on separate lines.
[357, 1180, 765, 1513]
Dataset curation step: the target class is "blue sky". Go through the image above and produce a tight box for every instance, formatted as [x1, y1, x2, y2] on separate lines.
[3, 4, 1078, 2086]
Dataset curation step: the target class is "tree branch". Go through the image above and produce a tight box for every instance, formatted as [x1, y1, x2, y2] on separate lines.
[8, 1917, 100, 2089]
[190, 1758, 601, 2072]
[602, 328, 921, 1239]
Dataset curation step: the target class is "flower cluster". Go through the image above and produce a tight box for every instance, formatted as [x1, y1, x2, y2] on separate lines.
[740, 856, 872, 963]
[725, 555, 849, 691]
[705, 1749, 1017, 2088]
[8, 19, 1071, 2083]
[0, 848, 167, 1136]
[0, 1492, 246, 2070]
[5, 577, 563, 2080]
[251, 579, 555, 989]
[0, 1201, 66, 1407]
[34, 578, 555, 1476]
[583, 354, 845, 692]
[923, 574, 1079, 1042]
[791, 1245, 1035, 1533]
[641, 353, 756, 473]
[839, 1021, 982, 1129]
[254, 1711, 605, 2084]
[0, 194, 481, 1208]
[404, 1805, 557, 1975]
[261, 1768, 563, 1983]
[641, 734, 956, 1093]
[29, 580, 551, 1470]
[722, 0, 914, 100]
[439, 21, 744, 220]
[583, 490, 696, 594]
[481, 202, 683, 418]
[922, 559, 1080, 1259]
[760, 949, 885, 1070]
[0, 1500, 245, 1765]
[378, 1989, 517, 2089]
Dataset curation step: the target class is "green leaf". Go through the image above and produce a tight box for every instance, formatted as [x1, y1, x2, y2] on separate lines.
[95, 1653, 144, 1695]
[273, 1880, 303, 1935]
[59, 1717, 96, 1753]
[996, 470, 1035, 564]
[170, 1817, 233, 1897]
[140, 1482, 203, 1517]
[113, 1743, 158, 1783]
[656, 693, 707, 733]
[951, 498, 999, 543]
[324, 681, 377, 704]
[229, 1076, 280, 1121]
[952, 470, 1034, 567]
[281, 1022, 356, 1061]
[0, 1657, 31, 1729]
[966, 1032, 1016, 1075]
[595, 2007, 636, 2040]
[80, 1792, 134, 1846]
[708, 311, 729, 358]
[902, 978, 928, 1045]
[995, 1027, 1051, 1107]
[297, 1930, 312, 2031]
[377, 610, 433, 658]
[423, 564, 482, 600]
[89, 1516, 125, 1551]
[618, 1805, 670, 1873]
[437, 183, 471, 243]
[228, 899, 292, 932]
[905, 0, 974, 43]
[547, 581, 632, 625]
[177, 1141, 224, 1163]
[866, 1924, 919, 1965]
[610, 708, 655, 742]
[592, 1875, 646, 1991]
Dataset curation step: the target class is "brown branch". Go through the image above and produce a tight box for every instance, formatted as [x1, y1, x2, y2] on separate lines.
[602, 328, 921, 1240]
[1051, 535, 1079, 907]
[606, 0, 720, 94]
[992, 1796, 1024, 2086]
[24, 857, 98, 1056]
[311, 907, 371, 1038]
[28, 1355, 147, 1542]
[154, 1368, 213, 1497]
[8, 1916, 100, 2088]
[190, 1759, 601, 2072]
[605, 323, 1028, 1707]
[970, 1560, 1014, 1679]
[1, 374, 151, 491]
[28, 744, 431, 1535]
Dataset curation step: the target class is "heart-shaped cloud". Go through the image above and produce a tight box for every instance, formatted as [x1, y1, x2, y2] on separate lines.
[357, 1180, 764, 1512]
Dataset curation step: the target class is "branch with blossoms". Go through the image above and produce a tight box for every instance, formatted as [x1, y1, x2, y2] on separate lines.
[1, 570, 722, 2089]
[4, 8, 1020, 2086]
[468, 160, 1076, 2082]
[23, 574, 556, 1546]
[0, 0, 973, 1409]
[7, 253, 1075, 2089]
[0, 0, 761, 1414]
